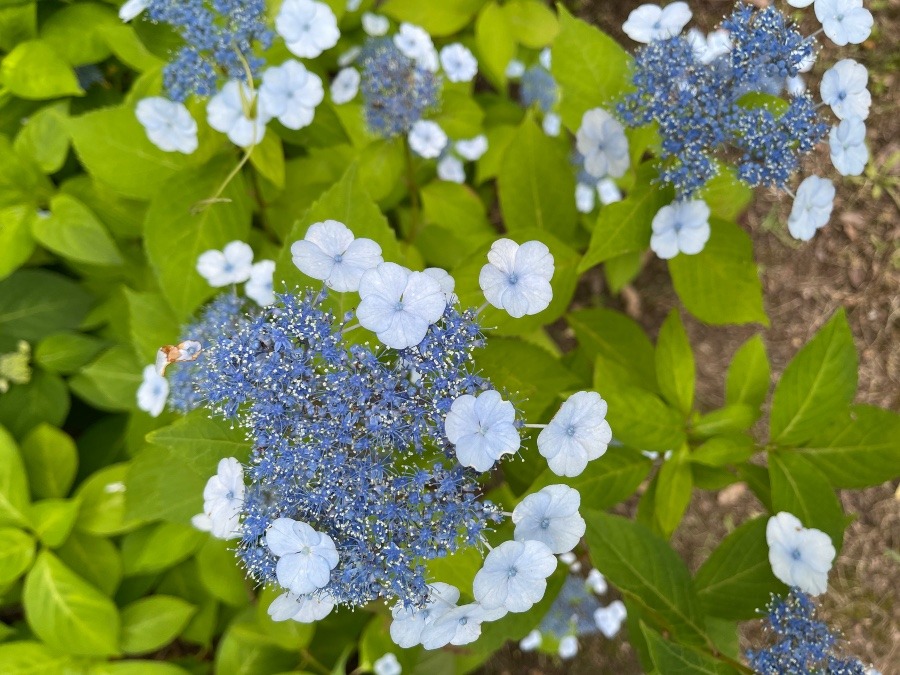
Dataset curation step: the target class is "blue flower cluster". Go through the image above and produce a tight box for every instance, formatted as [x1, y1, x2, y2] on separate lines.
[618, 3, 827, 199]
[520, 65, 558, 114]
[747, 588, 868, 675]
[360, 38, 441, 138]
[169, 288, 504, 610]
[539, 574, 603, 639]
[145, 0, 273, 101]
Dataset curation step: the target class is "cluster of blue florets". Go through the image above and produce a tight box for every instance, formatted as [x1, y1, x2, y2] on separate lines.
[540, 575, 603, 639]
[618, 4, 827, 199]
[360, 38, 441, 137]
[747, 589, 868, 675]
[169, 288, 504, 609]
[146, 0, 272, 101]
[520, 65, 558, 113]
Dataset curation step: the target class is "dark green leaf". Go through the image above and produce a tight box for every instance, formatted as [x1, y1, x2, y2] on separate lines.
[655, 446, 693, 536]
[0, 269, 93, 341]
[655, 310, 694, 415]
[642, 623, 744, 675]
[725, 335, 769, 412]
[605, 386, 685, 452]
[769, 452, 845, 548]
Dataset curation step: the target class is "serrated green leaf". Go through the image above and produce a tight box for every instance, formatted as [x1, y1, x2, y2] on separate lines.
[120, 595, 196, 655]
[123, 289, 180, 363]
[769, 452, 845, 548]
[642, 623, 744, 675]
[32, 194, 123, 266]
[690, 435, 756, 467]
[0, 40, 83, 99]
[34, 332, 107, 375]
[39, 2, 118, 66]
[0, 135, 54, 209]
[21, 424, 77, 500]
[0, 526, 34, 584]
[23, 551, 120, 656]
[770, 310, 857, 446]
[0, 269, 93, 341]
[502, 0, 559, 48]
[74, 463, 143, 537]
[475, 3, 515, 88]
[0, 425, 30, 527]
[605, 386, 685, 452]
[0, 369, 70, 440]
[69, 345, 143, 413]
[655, 310, 694, 415]
[56, 531, 122, 596]
[121, 522, 205, 576]
[14, 102, 69, 174]
[29, 498, 80, 548]
[0, 641, 74, 675]
[0, 206, 36, 281]
[669, 219, 767, 326]
[655, 446, 692, 536]
[725, 335, 769, 412]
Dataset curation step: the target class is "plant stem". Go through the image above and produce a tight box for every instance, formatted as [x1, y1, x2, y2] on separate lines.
[403, 136, 423, 243]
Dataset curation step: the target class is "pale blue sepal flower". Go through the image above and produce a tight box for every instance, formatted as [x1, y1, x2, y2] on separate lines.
[649, 200, 711, 259]
[538, 391, 611, 477]
[473, 539, 557, 612]
[245, 260, 276, 307]
[821, 59, 871, 120]
[372, 653, 402, 675]
[576, 108, 630, 179]
[594, 600, 627, 638]
[558, 635, 579, 659]
[440, 43, 478, 82]
[259, 60, 324, 130]
[291, 220, 383, 292]
[512, 484, 585, 554]
[390, 582, 460, 648]
[135, 97, 198, 154]
[421, 602, 507, 648]
[268, 590, 335, 622]
[788, 176, 835, 241]
[830, 117, 868, 176]
[197, 241, 254, 287]
[445, 390, 520, 472]
[198, 457, 245, 540]
[266, 518, 340, 596]
[766, 512, 835, 595]
[623, 2, 692, 43]
[479, 239, 554, 318]
[276, 0, 340, 58]
[136, 364, 169, 417]
[814, 0, 873, 46]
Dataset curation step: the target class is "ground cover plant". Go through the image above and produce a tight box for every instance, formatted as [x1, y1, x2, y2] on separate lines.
[0, 0, 896, 673]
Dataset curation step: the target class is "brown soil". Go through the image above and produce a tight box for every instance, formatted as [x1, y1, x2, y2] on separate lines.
[482, 0, 900, 672]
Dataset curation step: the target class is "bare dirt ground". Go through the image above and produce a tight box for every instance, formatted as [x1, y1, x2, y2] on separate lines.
[483, 0, 900, 672]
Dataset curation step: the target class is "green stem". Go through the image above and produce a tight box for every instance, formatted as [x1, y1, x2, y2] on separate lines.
[403, 137, 423, 243]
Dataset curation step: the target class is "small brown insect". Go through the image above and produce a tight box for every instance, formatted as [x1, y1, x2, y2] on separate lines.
[155, 340, 203, 376]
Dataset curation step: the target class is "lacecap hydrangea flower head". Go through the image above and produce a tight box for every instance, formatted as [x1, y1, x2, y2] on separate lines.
[611, 0, 872, 257]
[144, 222, 615, 650]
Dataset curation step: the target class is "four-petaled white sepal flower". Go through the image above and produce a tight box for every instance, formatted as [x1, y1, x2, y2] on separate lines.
[440, 43, 478, 83]
[829, 117, 868, 176]
[331, 67, 361, 104]
[259, 60, 324, 130]
[623, 2, 693, 43]
[390, 582, 459, 648]
[594, 600, 627, 638]
[408, 120, 448, 159]
[766, 512, 836, 596]
[207, 80, 269, 147]
[291, 220, 383, 292]
[372, 653, 402, 675]
[195, 457, 245, 540]
[266, 517, 340, 596]
[649, 200, 711, 259]
[394, 23, 439, 72]
[814, 0, 873, 46]
[577, 108, 631, 180]
[276, 0, 340, 59]
[268, 591, 335, 622]
[362, 12, 390, 37]
[136, 364, 169, 417]
[512, 484, 586, 554]
[788, 176, 835, 241]
[455, 135, 488, 161]
[473, 539, 557, 613]
[197, 241, 255, 287]
[445, 390, 520, 472]
[246, 260, 276, 307]
[357, 262, 447, 349]
[136, 97, 198, 154]
[479, 239, 555, 318]
[820, 59, 871, 120]
[538, 391, 612, 477]
[421, 602, 507, 649]
[437, 155, 466, 183]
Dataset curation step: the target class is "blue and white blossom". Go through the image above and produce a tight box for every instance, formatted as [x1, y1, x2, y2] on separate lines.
[479, 239, 554, 318]
[512, 485, 586, 554]
[575, 183, 597, 214]
[814, 0, 873, 46]
[830, 117, 868, 176]
[597, 178, 623, 205]
[197, 457, 245, 540]
[821, 59, 871, 120]
[445, 390, 520, 472]
[408, 120, 448, 159]
[357, 263, 447, 349]
[623, 2, 692, 43]
[421, 602, 507, 649]
[440, 43, 478, 83]
[538, 391, 612, 477]
[266, 518, 340, 595]
[394, 23, 439, 72]
[331, 67, 360, 104]
[473, 540, 557, 613]
[135, 97, 198, 154]
[594, 600, 627, 638]
[245, 260, 276, 307]
[505, 59, 526, 79]
[259, 60, 324, 130]
[576, 108, 630, 179]
[276, 0, 340, 59]
[372, 653, 402, 675]
[586, 568, 607, 595]
[390, 583, 460, 648]
[207, 80, 268, 147]
[685, 28, 731, 64]
[437, 155, 466, 183]
[362, 12, 390, 37]
[456, 135, 489, 161]
[788, 176, 835, 241]
[766, 512, 836, 596]
[268, 590, 335, 622]
[197, 241, 255, 287]
[291, 220, 383, 292]
[136, 365, 169, 417]
[649, 200, 711, 259]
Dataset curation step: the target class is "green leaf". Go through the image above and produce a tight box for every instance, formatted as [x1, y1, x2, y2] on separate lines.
[655, 446, 693, 536]
[0, 40, 83, 99]
[34, 332, 107, 375]
[433, 89, 485, 138]
[690, 435, 756, 467]
[698, 168, 753, 222]
[74, 463, 143, 537]
[39, 2, 119, 66]
[29, 498, 80, 548]
[380, 0, 485, 35]
[56, 531, 122, 596]
[0, 641, 73, 674]
[121, 522, 205, 576]
[417, 181, 494, 269]
[769, 310, 857, 446]
[791, 405, 900, 488]
[498, 114, 577, 239]
[691, 405, 758, 438]
[502, 0, 559, 48]
[655, 310, 695, 415]
[569, 307, 657, 392]
[668, 219, 767, 326]
[694, 517, 782, 620]
[584, 511, 707, 646]
[605, 386, 685, 452]
[14, 102, 70, 174]
[0, 135, 54, 209]
[474, 337, 578, 420]
[0, 425, 30, 527]
[21, 423, 77, 499]
[68, 346, 143, 413]
[126, 411, 250, 523]
[0, 269, 93, 341]
[0, 206, 36, 281]
[196, 538, 251, 606]
[0, 526, 34, 584]
[144, 159, 252, 320]
[23, 551, 120, 657]
[551, 6, 631, 130]
[528, 446, 652, 511]
[769, 452, 846, 548]
[248, 132, 285, 189]
[88, 662, 191, 675]
[725, 335, 769, 412]
[0, 369, 70, 440]
[475, 3, 516, 88]
[31, 194, 123, 266]
[123, 289, 180, 363]
[68, 105, 194, 200]
[580, 169, 673, 271]
[356, 137, 404, 202]
[215, 610, 299, 675]
[642, 623, 743, 675]
[603, 251, 643, 294]
[120, 595, 196, 655]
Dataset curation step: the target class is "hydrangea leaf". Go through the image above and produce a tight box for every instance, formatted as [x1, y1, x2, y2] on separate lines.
[725, 335, 770, 412]
[32, 194, 124, 267]
[55, 531, 122, 597]
[654, 445, 693, 536]
[0, 526, 35, 584]
[121, 522, 206, 576]
[34, 332, 107, 375]
[655, 310, 695, 416]
[642, 623, 745, 674]
[380, 0, 486, 36]
[29, 497, 80, 548]
[475, 2, 516, 88]
[0, 426, 31, 528]
[0, 369, 70, 440]
[0, 40, 83, 99]
[0, 269, 93, 341]
[120, 595, 197, 655]
[0, 641, 74, 674]
[21, 424, 77, 500]
[502, 0, 559, 48]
